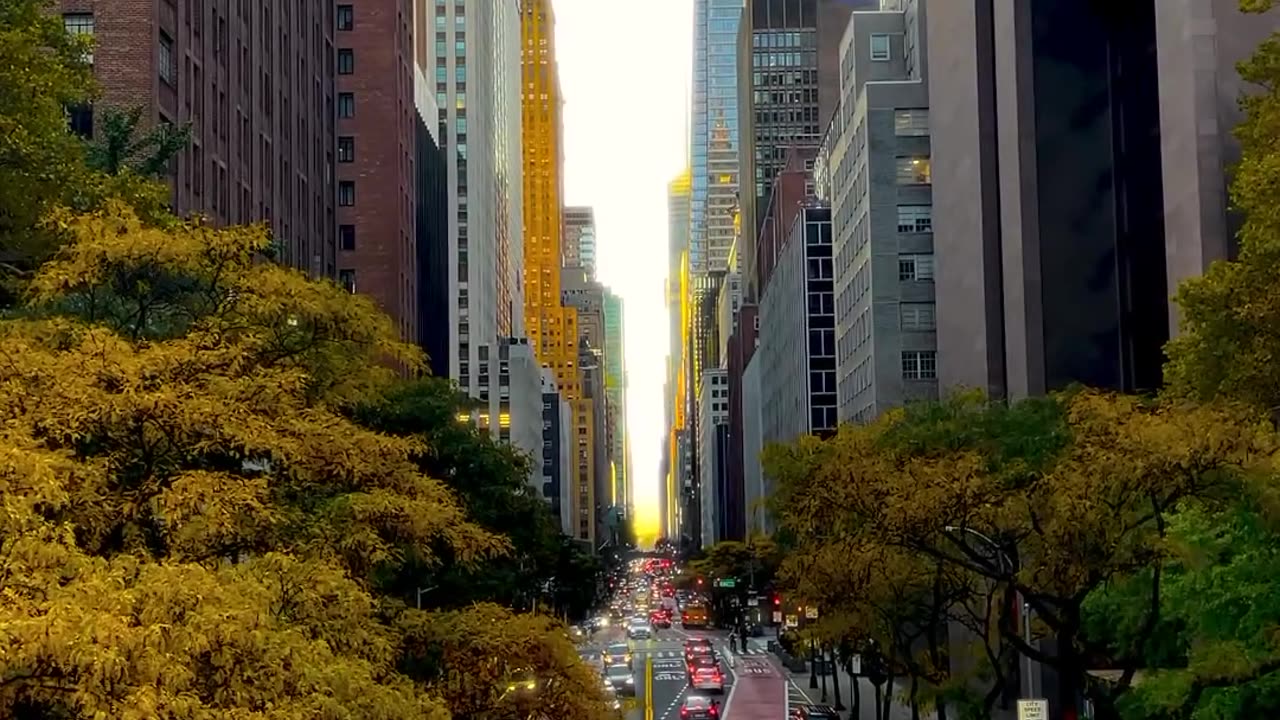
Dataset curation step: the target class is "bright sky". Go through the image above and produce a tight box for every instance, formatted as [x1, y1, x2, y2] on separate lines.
[555, 0, 693, 546]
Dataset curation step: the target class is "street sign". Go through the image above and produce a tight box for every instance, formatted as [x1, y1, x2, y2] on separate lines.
[1017, 699, 1048, 720]
[848, 654, 862, 676]
[714, 578, 736, 588]
[805, 607, 819, 619]
[746, 597, 758, 606]
[772, 611, 783, 623]
[785, 614, 799, 628]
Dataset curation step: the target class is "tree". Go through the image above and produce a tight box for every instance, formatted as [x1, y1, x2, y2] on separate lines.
[0, 1, 170, 307]
[397, 603, 620, 720]
[85, 105, 192, 178]
[0, 203, 509, 716]
[354, 377, 604, 617]
[768, 390, 1272, 720]
[1164, 0, 1280, 417]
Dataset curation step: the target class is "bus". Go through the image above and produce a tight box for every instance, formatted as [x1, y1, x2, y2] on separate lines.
[681, 604, 709, 629]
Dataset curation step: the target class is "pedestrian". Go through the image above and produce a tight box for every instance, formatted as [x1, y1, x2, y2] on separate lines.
[728, 629, 738, 653]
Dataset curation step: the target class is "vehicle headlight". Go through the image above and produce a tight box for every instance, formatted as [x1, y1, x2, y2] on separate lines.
[625, 677, 635, 684]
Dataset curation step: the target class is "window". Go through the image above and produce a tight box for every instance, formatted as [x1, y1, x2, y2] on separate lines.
[337, 49, 354, 74]
[900, 303, 937, 331]
[158, 32, 175, 84]
[337, 5, 353, 30]
[63, 13, 94, 62]
[338, 181, 355, 206]
[338, 136, 354, 162]
[338, 92, 355, 118]
[898, 254, 935, 281]
[895, 157, 932, 185]
[895, 109, 929, 136]
[338, 269, 356, 293]
[896, 205, 932, 233]
[339, 224, 355, 251]
[870, 34, 891, 61]
[902, 351, 937, 380]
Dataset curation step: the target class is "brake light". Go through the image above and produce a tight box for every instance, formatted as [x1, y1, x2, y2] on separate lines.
[710, 707, 719, 717]
[680, 709, 689, 718]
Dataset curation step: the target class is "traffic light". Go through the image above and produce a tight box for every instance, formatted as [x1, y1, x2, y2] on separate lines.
[696, 577, 704, 587]
[773, 594, 781, 607]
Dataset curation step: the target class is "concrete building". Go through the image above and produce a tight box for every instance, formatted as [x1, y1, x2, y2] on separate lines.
[926, 0, 1279, 401]
[716, 272, 743, 367]
[698, 369, 730, 547]
[823, 3, 937, 424]
[57, 0, 338, 278]
[725, 302, 758, 541]
[541, 369, 575, 535]
[737, 0, 876, 299]
[758, 202, 837, 451]
[580, 342, 611, 547]
[562, 269, 605, 351]
[741, 348, 767, 535]
[603, 291, 630, 514]
[563, 206, 598, 279]
[433, 0, 523, 379]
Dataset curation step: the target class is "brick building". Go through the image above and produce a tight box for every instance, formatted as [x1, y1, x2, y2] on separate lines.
[57, 0, 338, 279]
[335, 1, 421, 340]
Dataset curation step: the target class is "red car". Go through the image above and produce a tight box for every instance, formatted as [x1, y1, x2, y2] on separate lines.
[689, 662, 724, 693]
[680, 695, 721, 719]
[650, 609, 672, 628]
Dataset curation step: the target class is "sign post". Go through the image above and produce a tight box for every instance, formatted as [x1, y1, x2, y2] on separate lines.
[1016, 699, 1048, 720]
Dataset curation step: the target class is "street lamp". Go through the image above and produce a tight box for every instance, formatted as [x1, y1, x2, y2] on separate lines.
[943, 525, 1035, 699]
[416, 585, 437, 610]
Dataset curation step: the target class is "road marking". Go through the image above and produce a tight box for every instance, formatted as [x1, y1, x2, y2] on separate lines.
[721, 647, 742, 718]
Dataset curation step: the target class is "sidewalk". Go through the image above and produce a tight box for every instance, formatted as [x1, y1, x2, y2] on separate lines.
[783, 659, 935, 720]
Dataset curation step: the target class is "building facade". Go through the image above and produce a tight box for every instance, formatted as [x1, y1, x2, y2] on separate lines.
[758, 204, 836, 450]
[925, 0, 1234, 401]
[541, 369, 574, 535]
[521, 0, 595, 543]
[824, 4, 938, 424]
[603, 291, 630, 514]
[663, 171, 693, 543]
[698, 369, 730, 547]
[740, 346, 767, 535]
[563, 205, 597, 279]
[724, 302, 758, 541]
[737, 0, 873, 299]
[58, 0, 338, 279]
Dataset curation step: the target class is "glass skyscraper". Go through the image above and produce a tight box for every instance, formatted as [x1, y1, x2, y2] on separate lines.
[691, 0, 743, 275]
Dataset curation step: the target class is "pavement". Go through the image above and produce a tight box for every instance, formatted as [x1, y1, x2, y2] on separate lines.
[775, 644, 932, 720]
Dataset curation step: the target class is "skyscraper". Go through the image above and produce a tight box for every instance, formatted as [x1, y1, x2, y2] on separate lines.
[58, 0, 338, 279]
[432, 0, 539, 460]
[737, 0, 874, 299]
[691, 0, 744, 276]
[521, 0, 595, 544]
[602, 291, 630, 515]
[563, 206, 598, 279]
[925, 0, 1270, 399]
[336, 3, 421, 341]
[663, 170, 692, 543]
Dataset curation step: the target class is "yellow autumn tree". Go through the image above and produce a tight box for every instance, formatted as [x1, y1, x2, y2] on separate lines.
[397, 603, 620, 720]
[0, 203, 509, 717]
[770, 390, 1274, 720]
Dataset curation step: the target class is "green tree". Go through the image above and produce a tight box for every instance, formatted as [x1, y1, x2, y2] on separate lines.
[85, 105, 192, 178]
[354, 377, 603, 618]
[1165, 0, 1280, 417]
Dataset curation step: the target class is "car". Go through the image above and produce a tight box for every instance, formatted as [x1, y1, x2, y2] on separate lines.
[604, 663, 636, 696]
[602, 642, 632, 666]
[683, 639, 715, 664]
[650, 609, 672, 628]
[626, 619, 652, 640]
[689, 662, 724, 693]
[790, 704, 840, 719]
[679, 695, 721, 719]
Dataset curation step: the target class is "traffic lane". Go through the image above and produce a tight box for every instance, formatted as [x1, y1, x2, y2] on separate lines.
[655, 648, 734, 720]
[724, 656, 785, 720]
